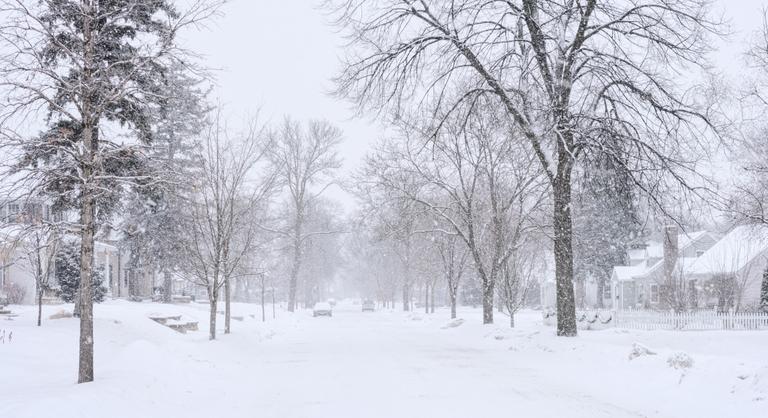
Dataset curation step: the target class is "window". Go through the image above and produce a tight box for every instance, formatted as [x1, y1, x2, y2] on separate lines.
[602, 284, 611, 299]
[696, 250, 705, 257]
[650, 284, 660, 304]
[109, 264, 114, 287]
[8, 203, 19, 215]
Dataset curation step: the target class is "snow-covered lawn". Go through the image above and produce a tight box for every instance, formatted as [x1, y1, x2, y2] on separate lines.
[1, 300, 766, 418]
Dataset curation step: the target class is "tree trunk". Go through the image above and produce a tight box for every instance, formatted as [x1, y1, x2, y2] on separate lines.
[261, 276, 266, 322]
[596, 276, 605, 309]
[163, 270, 172, 303]
[77, 181, 96, 383]
[449, 288, 457, 319]
[209, 297, 218, 340]
[402, 284, 409, 312]
[510, 311, 515, 328]
[424, 284, 429, 314]
[553, 175, 577, 337]
[77, 2, 97, 383]
[287, 208, 303, 313]
[224, 274, 231, 334]
[482, 275, 493, 324]
[37, 286, 43, 327]
[430, 284, 435, 314]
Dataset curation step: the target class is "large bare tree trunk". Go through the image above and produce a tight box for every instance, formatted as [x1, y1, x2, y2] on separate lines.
[553, 174, 577, 337]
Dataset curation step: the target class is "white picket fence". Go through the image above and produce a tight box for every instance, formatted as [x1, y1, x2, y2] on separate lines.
[543, 309, 768, 331]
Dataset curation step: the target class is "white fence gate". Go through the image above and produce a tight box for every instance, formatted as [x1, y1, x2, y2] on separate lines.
[543, 309, 768, 331]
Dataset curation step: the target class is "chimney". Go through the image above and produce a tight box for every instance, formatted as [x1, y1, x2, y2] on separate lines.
[663, 225, 679, 286]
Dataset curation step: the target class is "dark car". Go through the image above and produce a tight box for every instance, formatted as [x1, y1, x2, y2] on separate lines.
[313, 302, 333, 317]
[362, 300, 375, 312]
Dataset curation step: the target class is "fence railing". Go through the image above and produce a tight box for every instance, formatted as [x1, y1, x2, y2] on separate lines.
[542, 309, 768, 331]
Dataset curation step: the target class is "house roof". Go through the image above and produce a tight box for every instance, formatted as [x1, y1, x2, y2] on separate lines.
[612, 264, 649, 281]
[687, 225, 768, 276]
[628, 231, 710, 262]
[613, 231, 713, 282]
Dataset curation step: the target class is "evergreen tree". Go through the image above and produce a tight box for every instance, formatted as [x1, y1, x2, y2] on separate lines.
[0, 0, 217, 383]
[55, 241, 106, 304]
[760, 267, 768, 313]
[120, 61, 209, 302]
[573, 148, 640, 308]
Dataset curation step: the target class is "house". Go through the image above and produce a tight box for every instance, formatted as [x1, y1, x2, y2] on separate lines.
[0, 200, 123, 304]
[609, 227, 718, 310]
[686, 225, 768, 311]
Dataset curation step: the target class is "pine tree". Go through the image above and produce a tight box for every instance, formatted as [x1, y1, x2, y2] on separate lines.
[760, 267, 768, 313]
[573, 148, 640, 309]
[121, 61, 209, 302]
[55, 241, 106, 304]
[0, 0, 218, 383]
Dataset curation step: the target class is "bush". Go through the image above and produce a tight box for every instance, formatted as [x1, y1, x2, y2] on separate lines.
[667, 352, 694, 370]
[2, 282, 26, 304]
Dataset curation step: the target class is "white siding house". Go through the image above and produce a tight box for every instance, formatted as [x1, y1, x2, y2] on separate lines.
[686, 225, 768, 311]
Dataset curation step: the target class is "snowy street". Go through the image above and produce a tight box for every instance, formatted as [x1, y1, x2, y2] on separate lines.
[2, 301, 766, 418]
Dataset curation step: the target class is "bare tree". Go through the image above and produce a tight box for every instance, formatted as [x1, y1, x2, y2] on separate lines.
[352, 165, 425, 311]
[497, 238, 544, 327]
[362, 106, 547, 324]
[182, 114, 274, 340]
[269, 118, 342, 312]
[23, 227, 59, 326]
[330, 0, 723, 336]
[435, 231, 468, 319]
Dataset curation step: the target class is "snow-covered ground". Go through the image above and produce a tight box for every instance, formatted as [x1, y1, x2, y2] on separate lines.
[1, 300, 766, 418]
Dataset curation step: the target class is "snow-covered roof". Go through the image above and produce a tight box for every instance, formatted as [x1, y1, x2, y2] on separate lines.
[628, 231, 709, 262]
[612, 264, 648, 281]
[687, 225, 768, 276]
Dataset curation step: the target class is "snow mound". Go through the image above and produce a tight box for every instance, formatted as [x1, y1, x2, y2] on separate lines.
[733, 366, 768, 401]
[628, 342, 657, 360]
[48, 310, 72, 320]
[667, 352, 694, 370]
[441, 318, 464, 329]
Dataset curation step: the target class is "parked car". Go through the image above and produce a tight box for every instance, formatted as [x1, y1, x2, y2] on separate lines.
[313, 302, 333, 317]
[362, 300, 375, 312]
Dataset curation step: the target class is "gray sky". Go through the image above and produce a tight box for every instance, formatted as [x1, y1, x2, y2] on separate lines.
[181, 0, 768, 213]
[182, 1, 384, 213]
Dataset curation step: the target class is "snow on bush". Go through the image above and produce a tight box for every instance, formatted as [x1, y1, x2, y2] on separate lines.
[628, 342, 657, 360]
[667, 352, 695, 370]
